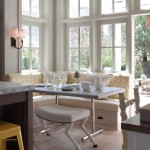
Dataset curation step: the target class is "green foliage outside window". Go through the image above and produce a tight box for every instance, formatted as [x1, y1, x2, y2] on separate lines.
[22, 48, 30, 69]
[134, 16, 150, 78]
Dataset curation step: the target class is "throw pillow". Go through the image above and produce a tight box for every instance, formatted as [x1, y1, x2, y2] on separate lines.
[86, 72, 113, 86]
[98, 74, 113, 86]
[42, 70, 55, 83]
[86, 72, 97, 84]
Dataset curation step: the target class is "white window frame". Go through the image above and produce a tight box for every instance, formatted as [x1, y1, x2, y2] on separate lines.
[99, 0, 129, 15]
[66, 23, 91, 71]
[140, 0, 150, 10]
[21, 0, 46, 73]
[98, 18, 128, 72]
[21, 22, 42, 73]
[66, 0, 91, 19]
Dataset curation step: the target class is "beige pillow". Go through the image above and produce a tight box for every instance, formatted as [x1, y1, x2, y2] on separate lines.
[56, 71, 68, 80]
[42, 71, 69, 84]
[42, 70, 54, 83]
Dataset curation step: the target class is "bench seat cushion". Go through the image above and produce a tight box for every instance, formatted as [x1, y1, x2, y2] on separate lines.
[58, 96, 119, 112]
[36, 104, 90, 123]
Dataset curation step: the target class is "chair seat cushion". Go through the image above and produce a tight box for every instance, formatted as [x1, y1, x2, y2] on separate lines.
[36, 104, 90, 123]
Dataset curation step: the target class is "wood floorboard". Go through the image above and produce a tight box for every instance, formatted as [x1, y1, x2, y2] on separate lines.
[33, 125, 123, 150]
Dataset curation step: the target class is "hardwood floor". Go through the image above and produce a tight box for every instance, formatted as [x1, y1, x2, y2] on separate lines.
[33, 126, 123, 150]
[33, 93, 149, 150]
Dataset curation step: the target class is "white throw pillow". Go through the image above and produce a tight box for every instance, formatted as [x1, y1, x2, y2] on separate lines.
[86, 72, 113, 86]
[86, 72, 97, 84]
[98, 74, 113, 86]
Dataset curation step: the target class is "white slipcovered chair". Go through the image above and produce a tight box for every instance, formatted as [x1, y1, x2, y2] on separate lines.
[119, 87, 140, 150]
[35, 104, 98, 150]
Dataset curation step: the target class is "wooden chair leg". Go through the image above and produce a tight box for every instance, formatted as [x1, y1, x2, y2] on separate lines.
[0, 139, 6, 150]
[64, 123, 81, 150]
[16, 130, 24, 150]
[80, 118, 97, 147]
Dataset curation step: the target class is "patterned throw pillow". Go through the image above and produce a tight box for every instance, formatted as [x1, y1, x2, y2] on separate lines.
[42, 70, 68, 84]
[109, 75, 130, 100]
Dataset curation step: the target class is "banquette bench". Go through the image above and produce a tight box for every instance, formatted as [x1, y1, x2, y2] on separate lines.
[6, 72, 131, 132]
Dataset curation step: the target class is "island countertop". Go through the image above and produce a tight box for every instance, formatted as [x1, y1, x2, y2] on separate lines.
[0, 81, 34, 95]
[121, 113, 150, 134]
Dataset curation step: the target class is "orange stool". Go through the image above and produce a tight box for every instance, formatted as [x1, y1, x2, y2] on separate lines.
[0, 121, 24, 150]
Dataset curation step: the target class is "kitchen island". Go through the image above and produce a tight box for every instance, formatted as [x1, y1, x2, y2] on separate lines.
[122, 113, 150, 150]
[0, 82, 34, 150]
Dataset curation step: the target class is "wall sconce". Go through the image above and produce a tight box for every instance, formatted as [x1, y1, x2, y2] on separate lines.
[11, 28, 25, 49]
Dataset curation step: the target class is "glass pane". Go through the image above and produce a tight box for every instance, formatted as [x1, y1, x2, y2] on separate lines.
[22, 25, 29, 47]
[22, 0, 30, 16]
[31, 26, 39, 48]
[69, 0, 78, 18]
[114, 48, 126, 71]
[101, 24, 112, 47]
[101, 48, 113, 70]
[80, 26, 89, 48]
[69, 49, 78, 69]
[121, 48, 126, 71]
[114, 0, 126, 13]
[115, 23, 126, 46]
[80, 0, 89, 17]
[141, 0, 150, 9]
[31, 49, 39, 69]
[31, 0, 39, 17]
[22, 48, 30, 70]
[101, 0, 112, 14]
[69, 27, 78, 48]
[80, 49, 89, 70]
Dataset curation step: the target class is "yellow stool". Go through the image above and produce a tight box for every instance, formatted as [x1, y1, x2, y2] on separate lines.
[0, 121, 24, 150]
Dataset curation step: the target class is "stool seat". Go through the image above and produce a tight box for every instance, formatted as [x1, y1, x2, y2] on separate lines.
[36, 104, 90, 123]
[0, 121, 24, 150]
[35, 104, 97, 150]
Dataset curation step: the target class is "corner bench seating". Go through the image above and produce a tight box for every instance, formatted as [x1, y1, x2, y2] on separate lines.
[6, 72, 131, 132]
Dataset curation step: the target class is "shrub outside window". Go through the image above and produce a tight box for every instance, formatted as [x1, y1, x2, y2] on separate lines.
[22, 25, 40, 71]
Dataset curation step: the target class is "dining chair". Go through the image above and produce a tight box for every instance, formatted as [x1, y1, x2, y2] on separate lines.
[34, 104, 98, 150]
[119, 87, 140, 150]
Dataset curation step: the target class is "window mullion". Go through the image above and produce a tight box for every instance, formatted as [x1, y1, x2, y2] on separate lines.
[30, 0, 32, 16]
[112, 24, 115, 70]
[29, 26, 32, 71]
[78, 27, 80, 70]
[112, 0, 115, 13]
[78, 0, 80, 17]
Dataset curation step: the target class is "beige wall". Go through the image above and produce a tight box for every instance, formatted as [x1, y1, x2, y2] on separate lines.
[0, 0, 5, 80]
[5, 0, 19, 74]
[0, 0, 19, 80]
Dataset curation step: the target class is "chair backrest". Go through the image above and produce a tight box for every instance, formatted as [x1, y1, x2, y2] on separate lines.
[119, 87, 140, 150]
